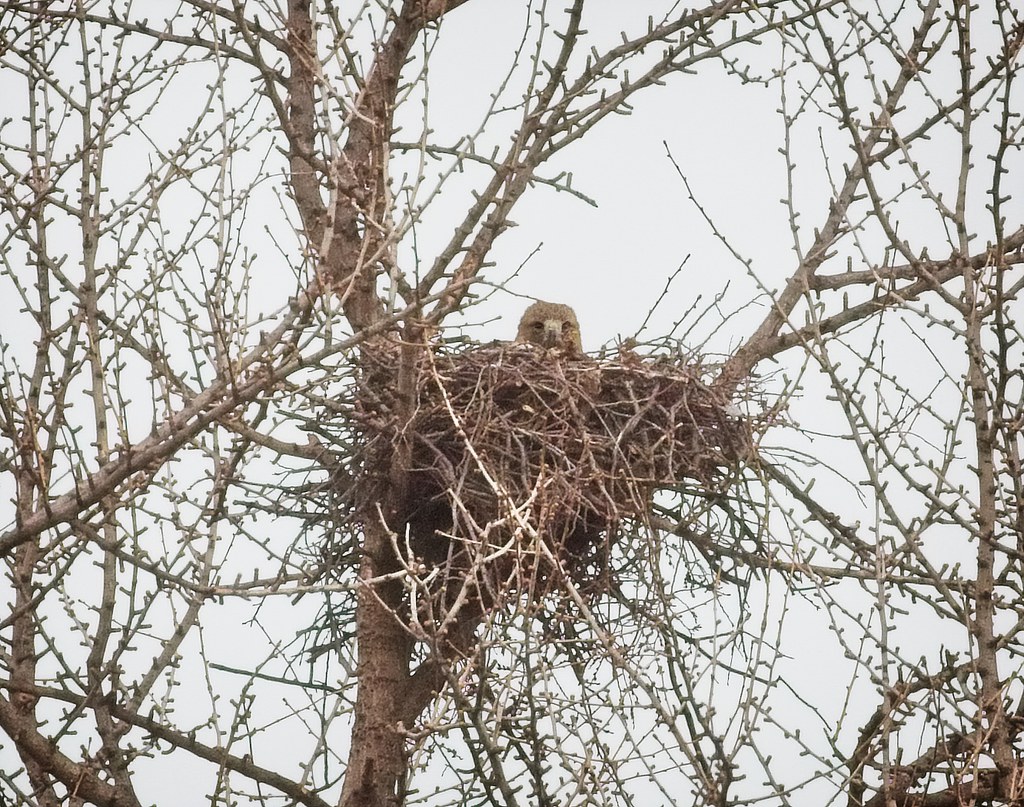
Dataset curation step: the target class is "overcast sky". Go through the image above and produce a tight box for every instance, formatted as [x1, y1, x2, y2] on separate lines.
[2, 2, 1022, 804]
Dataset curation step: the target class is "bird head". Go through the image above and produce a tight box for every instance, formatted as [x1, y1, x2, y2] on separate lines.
[515, 301, 582, 353]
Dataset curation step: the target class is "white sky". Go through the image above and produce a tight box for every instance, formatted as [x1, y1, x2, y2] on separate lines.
[1, 1, 1022, 804]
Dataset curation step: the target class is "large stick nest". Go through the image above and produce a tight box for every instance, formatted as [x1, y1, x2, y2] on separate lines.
[349, 341, 753, 612]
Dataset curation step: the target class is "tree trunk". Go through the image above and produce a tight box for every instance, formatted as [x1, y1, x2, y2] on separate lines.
[338, 534, 413, 807]
[340, 338, 422, 807]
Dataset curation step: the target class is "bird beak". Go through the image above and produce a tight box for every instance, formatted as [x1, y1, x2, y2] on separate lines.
[542, 320, 562, 347]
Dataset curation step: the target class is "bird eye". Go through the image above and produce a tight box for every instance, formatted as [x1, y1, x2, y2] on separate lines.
[564, 322, 575, 330]
[533, 322, 544, 329]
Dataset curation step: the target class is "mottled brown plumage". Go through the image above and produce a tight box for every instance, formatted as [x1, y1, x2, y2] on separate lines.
[515, 301, 582, 353]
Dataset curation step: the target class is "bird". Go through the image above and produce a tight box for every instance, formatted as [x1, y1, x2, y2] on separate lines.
[514, 301, 583, 353]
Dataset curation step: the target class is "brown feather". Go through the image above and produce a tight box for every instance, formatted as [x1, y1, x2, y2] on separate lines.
[514, 300, 582, 353]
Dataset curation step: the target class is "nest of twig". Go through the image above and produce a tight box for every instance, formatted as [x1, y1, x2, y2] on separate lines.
[347, 341, 752, 615]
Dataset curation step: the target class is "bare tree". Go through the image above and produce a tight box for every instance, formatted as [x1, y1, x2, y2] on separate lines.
[0, 1, 1022, 806]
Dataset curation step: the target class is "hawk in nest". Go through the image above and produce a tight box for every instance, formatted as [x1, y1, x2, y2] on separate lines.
[515, 300, 582, 354]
